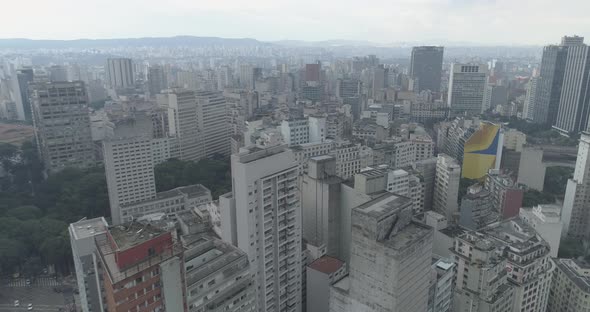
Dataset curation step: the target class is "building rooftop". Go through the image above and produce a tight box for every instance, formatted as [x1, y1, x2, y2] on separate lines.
[556, 259, 590, 293]
[109, 223, 167, 251]
[309, 256, 345, 274]
[177, 184, 211, 198]
[70, 217, 108, 240]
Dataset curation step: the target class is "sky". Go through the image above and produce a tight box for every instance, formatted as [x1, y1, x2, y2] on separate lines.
[1, 0, 589, 45]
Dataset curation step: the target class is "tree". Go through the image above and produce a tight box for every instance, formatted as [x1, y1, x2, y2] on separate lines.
[6, 205, 42, 220]
[155, 157, 231, 198]
[0, 238, 27, 274]
[522, 189, 555, 207]
[544, 166, 574, 196]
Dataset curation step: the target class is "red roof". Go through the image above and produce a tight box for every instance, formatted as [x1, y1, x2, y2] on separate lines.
[309, 256, 344, 274]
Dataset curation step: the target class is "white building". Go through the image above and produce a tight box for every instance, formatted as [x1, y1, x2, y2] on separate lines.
[281, 118, 310, 146]
[387, 169, 410, 196]
[158, 89, 203, 161]
[433, 154, 461, 223]
[548, 258, 590, 312]
[195, 91, 230, 157]
[503, 128, 526, 152]
[68, 217, 109, 312]
[428, 258, 455, 312]
[222, 145, 302, 312]
[448, 63, 489, 116]
[308, 115, 327, 143]
[329, 193, 433, 312]
[519, 204, 563, 257]
[331, 142, 373, 180]
[103, 115, 158, 224]
[106, 58, 134, 90]
[563, 131, 590, 239]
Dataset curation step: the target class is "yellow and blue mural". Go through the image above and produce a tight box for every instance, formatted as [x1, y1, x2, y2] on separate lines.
[462, 122, 502, 179]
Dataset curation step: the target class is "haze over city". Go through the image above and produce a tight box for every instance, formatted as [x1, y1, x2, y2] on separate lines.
[2, 0, 590, 45]
[3, 1, 590, 312]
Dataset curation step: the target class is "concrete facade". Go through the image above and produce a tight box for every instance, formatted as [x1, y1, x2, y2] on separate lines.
[519, 205, 563, 257]
[330, 193, 433, 312]
[30, 81, 95, 173]
[301, 156, 343, 258]
[547, 258, 590, 312]
[224, 145, 302, 312]
[433, 154, 460, 223]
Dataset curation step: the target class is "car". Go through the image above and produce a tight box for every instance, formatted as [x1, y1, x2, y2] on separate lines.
[25, 279, 31, 286]
[27, 303, 33, 310]
[14, 300, 19, 307]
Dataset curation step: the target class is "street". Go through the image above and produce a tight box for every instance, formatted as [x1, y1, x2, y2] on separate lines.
[0, 278, 73, 312]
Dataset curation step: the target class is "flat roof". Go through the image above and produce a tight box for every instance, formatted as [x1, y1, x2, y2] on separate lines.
[70, 217, 108, 240]
[309, 256, 344, 274]
[109, 223, 167, 251]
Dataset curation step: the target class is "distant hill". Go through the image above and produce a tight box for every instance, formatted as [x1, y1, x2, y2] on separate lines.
[0, 36, 270, 49]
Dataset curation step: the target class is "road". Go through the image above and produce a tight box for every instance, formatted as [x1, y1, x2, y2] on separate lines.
[0, 277, 73, 312]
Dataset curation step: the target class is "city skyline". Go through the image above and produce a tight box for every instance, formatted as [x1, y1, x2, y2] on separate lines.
[1, 0, 590, 45]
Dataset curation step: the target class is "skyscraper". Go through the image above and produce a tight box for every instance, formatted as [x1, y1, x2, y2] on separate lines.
[222, 145, 302, 312]
[523, 76, 538, 120]
[30, 81, 94, 173]
[329, 193, 433, 312]
[553, 36, 590, 134]
[159, 89, 203, 161]
[103, 115, 157, 224]
[533, 45, 568, 125]
[106, 58, 135, 89]
[195, 91, 230, 157]
[433, 154, 460, 223]
[563, 131, 590, 239]
[410, 46, 444, 93]
[447, 63, 489, 116]
[148, 65, 167, 96]
[15, 68, 34, 121]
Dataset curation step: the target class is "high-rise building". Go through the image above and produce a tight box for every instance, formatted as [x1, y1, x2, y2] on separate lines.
[523, 76, 538, 120]
[106, 58, 135, 89]
[301, 156, 342, 257]
[148, 65, 168, 96]
[222, 145, 302, 312]
[533, 45, 568, 125]
[103, 115, 157, 224]
[553, 37, 590, 134]
[447, 63, 489, 116]
[179, 212, 257, 312]
[410, 46, 444, 93]
[459, 185, 499, 230]
[195, 91, 230, 157]
[336, 79, 361, 99]
[15, 68, 34, 121]
[452, 232, 515, 312]
[48, 65, 68, 82]
[30, 81, 94, 173]
[306, 256, 346, 312]
[483, 219, 554, 312]
[329, 193, 433, 312]
[519, 205, 563, 257]
[69, 217, 109, 312]
[547, 258, 590, 312]
[158, 89, 203, 161]
[563, 131, 590, 239]
[433, 154, 460, 223]
[427, 258, 455, 312]
[94, 223, 186, 312]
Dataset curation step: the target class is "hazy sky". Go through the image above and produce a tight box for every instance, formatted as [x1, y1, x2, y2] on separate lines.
[2, 0, 589, 45]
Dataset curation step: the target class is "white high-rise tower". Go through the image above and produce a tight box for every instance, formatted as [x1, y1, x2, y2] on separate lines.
[221, 145, 302, 312]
